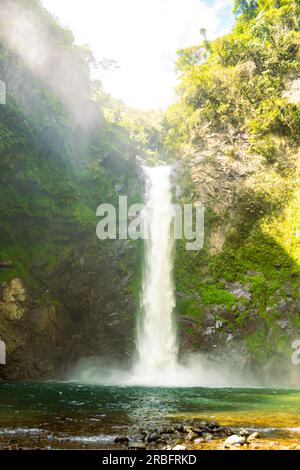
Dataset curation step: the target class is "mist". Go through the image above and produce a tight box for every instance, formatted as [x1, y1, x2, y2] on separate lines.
[69, 352, 260, 388]
[0, 0, 101, 131]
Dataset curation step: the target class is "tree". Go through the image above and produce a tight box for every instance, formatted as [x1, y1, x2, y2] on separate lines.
[233, 0, 258, 17]
[199, 27, 207, 39]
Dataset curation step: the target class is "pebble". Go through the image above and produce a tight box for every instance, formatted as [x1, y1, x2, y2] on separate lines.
[128, 442, 146, 450]
[194, 437, 205, 444]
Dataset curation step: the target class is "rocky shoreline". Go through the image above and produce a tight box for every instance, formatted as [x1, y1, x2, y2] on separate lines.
[114, 420, 298, 451]
[1, 420, 300, 451]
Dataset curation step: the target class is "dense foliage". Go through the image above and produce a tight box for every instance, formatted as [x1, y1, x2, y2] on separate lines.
[0, 0, 142, 285]
[165, 0, 299, 157]
[166, 0, 300, 367]
[0, 0, 299, 375]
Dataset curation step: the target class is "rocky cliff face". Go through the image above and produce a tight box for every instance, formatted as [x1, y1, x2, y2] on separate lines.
[0, 237, 139, 380]
[1, 0, 299, 385]
[174, 107, 300, 385]
[0, 278, 66, 379]
[168, 0, 300, 383]
[0, 0, 142, 381]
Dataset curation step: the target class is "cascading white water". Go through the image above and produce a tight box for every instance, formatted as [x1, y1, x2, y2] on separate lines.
[132, 165, 178, 383]
[73, 165, 252, 387]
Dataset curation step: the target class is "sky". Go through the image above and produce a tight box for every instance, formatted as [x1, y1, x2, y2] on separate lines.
[41, 0, 234, 110]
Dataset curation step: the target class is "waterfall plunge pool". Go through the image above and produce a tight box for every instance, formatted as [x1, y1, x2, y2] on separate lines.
[1, 382, 300, 449]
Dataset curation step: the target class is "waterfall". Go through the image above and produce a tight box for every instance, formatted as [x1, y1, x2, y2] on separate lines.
[74, 164, 241, 387]
[133, 165, 178, 383]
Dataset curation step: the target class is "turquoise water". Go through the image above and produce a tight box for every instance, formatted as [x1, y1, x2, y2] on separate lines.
[1, 382, 300, 448]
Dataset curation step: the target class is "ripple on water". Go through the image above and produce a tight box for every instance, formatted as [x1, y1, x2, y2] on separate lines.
[0, 428, 43, 435]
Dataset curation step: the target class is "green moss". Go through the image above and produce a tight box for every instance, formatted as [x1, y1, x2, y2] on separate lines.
[245, 330, 271, 361]
[176, 297, 201, 318]
[199, 285, 237, 307]
[185, 326, 196, 336]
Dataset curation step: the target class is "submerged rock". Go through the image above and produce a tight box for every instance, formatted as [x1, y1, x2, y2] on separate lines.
[114, 435, 129, 444]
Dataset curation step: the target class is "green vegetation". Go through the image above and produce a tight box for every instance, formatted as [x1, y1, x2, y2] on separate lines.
[0, 0, 299, 372]
[0, 0, 142, 288]
[165, 0, 299, 153]
[166, 0, 300, 365]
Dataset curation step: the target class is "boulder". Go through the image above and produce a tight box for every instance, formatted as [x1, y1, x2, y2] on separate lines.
[224, 435, 246, 447]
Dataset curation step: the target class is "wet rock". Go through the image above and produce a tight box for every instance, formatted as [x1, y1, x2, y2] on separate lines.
[208, 421, 219, 429]
[191, 428, 203, 435]
[114, 435, 129, 444]
[199, 421, 208, 427]
[156, 426, 173, 434]
[146, 432, 161, 443]
[160, 433, 174, 442]
[203, 432, 214, 442]
[239, 429, 250, 437]
[186, 431, 198, 441]
[175, 424, 185, 433]
[194, 437, 205, 444]
[224, 435, 246, 447]
[213, 426, 232, 437]
[183, 425, 193, 433]
[128, 442, 146, 450]
[173, 445, 187, 450]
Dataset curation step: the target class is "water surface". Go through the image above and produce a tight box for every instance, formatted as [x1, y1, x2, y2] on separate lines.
[1, 382, 300, 449]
